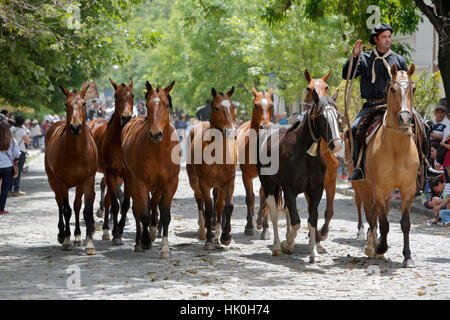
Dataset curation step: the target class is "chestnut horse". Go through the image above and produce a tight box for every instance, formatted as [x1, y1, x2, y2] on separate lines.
[303, 70, 342, 243]
[45, 85, 98, 254]
[187, 87, 237, 249]
[121, 80, 179, 258]
[88, 78, 133, 245]
[236, 87, 273, 237]
[257, 90, 342, 262]
[348, 64, 419, 267]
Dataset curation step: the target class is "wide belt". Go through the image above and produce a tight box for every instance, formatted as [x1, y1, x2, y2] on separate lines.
[367, 97, 386, 104]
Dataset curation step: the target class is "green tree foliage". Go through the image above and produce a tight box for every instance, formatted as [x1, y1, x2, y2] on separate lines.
[413, 71, 442, 119]
[0, 0, 159, 113]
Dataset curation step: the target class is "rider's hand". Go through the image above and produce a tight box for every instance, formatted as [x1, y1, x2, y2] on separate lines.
[352, 39, 364, 58]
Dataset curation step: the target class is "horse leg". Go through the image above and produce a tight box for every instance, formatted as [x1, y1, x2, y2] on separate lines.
[280, 188, 301, 255]
[83, 176, 96, 255]
[355, 190, 366, 240]
[130, 181, 150, 252]
[220, 180, 235, 246]
[305, 188, 323, 263]
[159, 181, 178, 259]
[150, 188, 162, 242]
[243, 175, 255, 236]
[96, 176, 106, 218]
[61, 187, 73, 251]
[195, 196, 206, 240]
[200, 183, 214, 250]
[319, 177, 335, 242]
[364, 202, 378, 258]
[213, 187, 225, 244]
[118, 183, 130, 237]
[73, 186, 83, 247]
[265, 189, 282, 256]
[258, 186, 271, 240]
[102, 188, 112, 241]
[106, 174, 122, 245]
[400, 189, 415, 268]
[212, 187, 219, 231]
[375, 200, 389, 260]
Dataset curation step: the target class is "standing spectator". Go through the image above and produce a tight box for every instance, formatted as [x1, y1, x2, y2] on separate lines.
[133, 101, 147, 117]
[430, 98, 448, 144]
[31, 120, 42, 148]
[9, 116, 29, 197]
[195, 100, 212, 121]
[0, 120, 20, 214]
[42, 120, 50, 136]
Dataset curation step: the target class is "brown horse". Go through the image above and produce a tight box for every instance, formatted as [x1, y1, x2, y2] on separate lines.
[303, 70, 343, 247]
[121, 80, 179, 258]
[45, 85, 98, 255]
[236, 87, 273, 237]
[187, 87, 237, 249]
[348, 63, 418, 267]
[88, 78, 133, 245]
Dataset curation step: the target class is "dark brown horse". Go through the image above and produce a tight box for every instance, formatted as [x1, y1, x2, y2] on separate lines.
[121, 80, 179, 258]
[303, 70, 343, 249]
[88, 78, 133, 245]
[45, 85, 98, 254]
[257, 90, 340, 262]
[187, 87, 237, 249]
[236, 87, 273, 237]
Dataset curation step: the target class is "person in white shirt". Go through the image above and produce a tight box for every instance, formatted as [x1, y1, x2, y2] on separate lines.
[9, 116, 30, 196]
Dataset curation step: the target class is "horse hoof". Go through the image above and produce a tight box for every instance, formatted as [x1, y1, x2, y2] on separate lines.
[205, 242, 215, 250]
[272, 249, 282, 256]
[357, 232, 366, 241]
[402, 259, 415, 268]
[62, 244, 72, 251]
[96, 209, 104, 218]
[142, 243, 151, 250]
[112, 237, 123, 246]
[85, 247, 96, 255]
[220, 236, 232, 246]
[134, 244, 144, 253]
[316, 243, 327, 254]
[309, 255, 315, 263]
[260, 232, 271, 240]
[197, 230, 206, 241]
[364, 246, 375, 258]
[73, 240, 83, 247]
[281, 241, 294, 255]
[256, 224, 263, 231]
[244, 227, 255, 236]
[102, 231, 111, 241]
[161, 251, 170, 259]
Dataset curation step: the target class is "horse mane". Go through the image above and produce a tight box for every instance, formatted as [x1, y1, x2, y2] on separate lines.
[285, 119, 302, 134]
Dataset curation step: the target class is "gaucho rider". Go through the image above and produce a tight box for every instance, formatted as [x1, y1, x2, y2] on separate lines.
[342, 23, 441, 181]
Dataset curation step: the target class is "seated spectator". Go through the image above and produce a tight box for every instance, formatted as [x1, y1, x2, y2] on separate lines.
[427, 177, 450, 226]
[430, 98, 448, 144]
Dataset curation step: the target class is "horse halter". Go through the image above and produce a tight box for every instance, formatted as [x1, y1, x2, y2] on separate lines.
[384, 79, 415, 136]
[306, 101, 342, 156]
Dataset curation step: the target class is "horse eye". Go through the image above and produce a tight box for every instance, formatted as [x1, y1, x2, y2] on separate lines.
[390, 87, 396, 93]
[214, 107, 219, 111]
[413, 87, 416, 93]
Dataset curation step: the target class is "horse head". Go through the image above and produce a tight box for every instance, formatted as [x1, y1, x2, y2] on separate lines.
[110, 78, 134, 126]
[59, 84, 89, 135]
[304, 70, 343, 153]
[251, 87, 273, 130]
[387, 63, 416, 129]
[210, 86, 237, 138]
[145, 80, 175, 143]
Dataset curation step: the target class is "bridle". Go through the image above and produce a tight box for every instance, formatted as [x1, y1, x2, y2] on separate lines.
[306, 100, 343, 155]
[383, 79, 415, 136]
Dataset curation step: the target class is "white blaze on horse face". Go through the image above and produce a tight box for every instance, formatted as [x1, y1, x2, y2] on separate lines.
[261, 98, 268, 106]
[153, 96, 160, 107]
[221, 99, 236, 131]
[324, 104, 343, 152]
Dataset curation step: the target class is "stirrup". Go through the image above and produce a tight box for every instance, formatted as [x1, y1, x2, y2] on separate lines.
[348, 168, 365, 181]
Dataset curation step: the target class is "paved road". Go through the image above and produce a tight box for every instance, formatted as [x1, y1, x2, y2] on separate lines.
[0, 152, 449, 299]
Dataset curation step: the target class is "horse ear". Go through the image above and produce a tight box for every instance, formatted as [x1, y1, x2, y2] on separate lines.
[110, 79, 119, 91]
[251, 87, 258, 97]
[145, 81, 152, 99]
[268, 87, 273, 97]
[80, 83, 90, 99]
[322, 71, 331, 82]
[312, 89, 320, 104]
[304, 70, 312, 83]
[211, 87, 217, 98]
[59, 85, 70, 97]
[390, 63, 398, 79]
[164, 80, 175, 94]
[331, 89, 339, 101]
[407, 64, 415, 78]
[227, 86, 235, 97]
[128, 78, 133, 89]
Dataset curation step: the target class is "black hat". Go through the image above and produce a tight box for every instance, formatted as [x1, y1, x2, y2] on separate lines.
[369, 23, 393, 45]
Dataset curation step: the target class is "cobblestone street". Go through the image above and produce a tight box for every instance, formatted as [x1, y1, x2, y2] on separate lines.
[0, 152, 449, 299]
